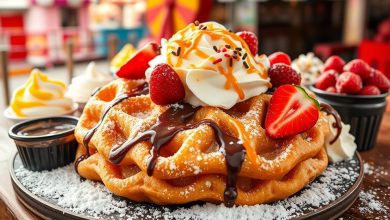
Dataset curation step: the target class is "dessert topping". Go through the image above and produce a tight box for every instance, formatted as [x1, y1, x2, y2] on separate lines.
[10, 69, 73, 117]
[314, 70, 337, 90]
[323, 55, 345, 73]
[269, 63, 301, 87]
[149, 63, 185, 105]
[66, 62, 113, 103]
[343, 59, 371, 80]
[236, 31, 258, 55]
[116, 42, 160, 79]
[366, 69, 390, 93]
[359, 85, 381, 96]
[336, 72, 363, 94]
[265, 85, 319, 139]
[269, 52, 291, 66]
[321, 104, 357, 163]
[146, 22, 270, 109]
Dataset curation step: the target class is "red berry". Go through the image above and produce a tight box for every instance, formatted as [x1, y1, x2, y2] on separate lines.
[323, 56, 345, 73]
[265, 85, 319, 139]
[315, 70, 337, 90]
[343, 59, 371, 80]
[268, 52, 291, 66]
[269, 63, 301, 88]
[116, 42, 160, 79]
[336, 72, 363, 94]
[365, 69, 390, 93]
[326, 86, 337, 93]
[149, 64, 185, 105]
[359, 85, 381, 96]
[236, 31, 258, 55]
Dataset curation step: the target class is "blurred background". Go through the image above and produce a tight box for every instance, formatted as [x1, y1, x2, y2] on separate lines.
[0, 0, 389, 110]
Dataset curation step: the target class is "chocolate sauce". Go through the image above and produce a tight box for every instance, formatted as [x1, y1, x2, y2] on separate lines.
[17, 121, 75, 137]
[75, 84, 148, 171]
[91, 87, 102, 97]
[108, 104, 246, 207]
[320, 103, 342, 144]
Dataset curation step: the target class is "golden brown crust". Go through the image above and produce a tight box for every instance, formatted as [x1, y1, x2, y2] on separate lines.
[74, 79, 329, 205]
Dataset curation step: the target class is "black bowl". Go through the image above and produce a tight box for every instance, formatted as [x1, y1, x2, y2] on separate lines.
[310, 86, 388, 151]
[9, 116, 79, 171]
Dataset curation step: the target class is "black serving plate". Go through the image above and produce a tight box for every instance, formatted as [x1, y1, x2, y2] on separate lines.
[10, 152, 364, 220]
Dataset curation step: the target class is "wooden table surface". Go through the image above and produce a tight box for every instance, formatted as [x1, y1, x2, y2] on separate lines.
[1, 113, 389, 220]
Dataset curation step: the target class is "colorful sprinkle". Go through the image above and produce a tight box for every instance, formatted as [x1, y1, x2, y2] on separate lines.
[213, 46, 218, 52]
[243, 61, 249, 69]
[213, 58, 222, 64]
[242, 53, 247, 60]
[224, 54, 231, 58]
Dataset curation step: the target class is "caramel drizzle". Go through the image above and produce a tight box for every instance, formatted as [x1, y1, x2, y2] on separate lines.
[320, 103, 342, 144]
[74, 84, 149, 172]
[108, 104, 246, 207]
[165, 23, 268, 100]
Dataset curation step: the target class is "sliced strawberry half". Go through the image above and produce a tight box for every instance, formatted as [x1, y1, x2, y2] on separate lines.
[265, 85, 320, 139]
[116, 42, 160, 79]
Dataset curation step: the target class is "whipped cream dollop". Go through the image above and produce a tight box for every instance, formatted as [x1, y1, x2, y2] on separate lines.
[292, 52, 323, 86]
[67, 62, 114, 103]
[324, 115, 357, 163]
[10, 69, 74, 118]
[146, 21, 270, 109]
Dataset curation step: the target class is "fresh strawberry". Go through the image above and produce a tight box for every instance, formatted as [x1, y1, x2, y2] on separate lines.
[236, 31, 258, 55]
[268, 52, 291, 66]
[343, 59, 371, 80]
[326, 86, 337, 93]
[265, 85, 319, 139]
[116, 42, 160, 79]
[336, 72, 363, 94]
[323, 56, 345, 73]
[269, 63, 301, 87]
[149, 63, 185, 105]
[365, 69, 390, 93]
[315, 70, 337, 90]
[359, 85, 381, 96]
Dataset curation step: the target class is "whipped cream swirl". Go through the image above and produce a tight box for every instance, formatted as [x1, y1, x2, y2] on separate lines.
[324, 115, 357, 163]
[67, 62, 114, 103]
[292, 52, 323, 86]
[146, 22, 270, 109]
[10, 69, 74, 118]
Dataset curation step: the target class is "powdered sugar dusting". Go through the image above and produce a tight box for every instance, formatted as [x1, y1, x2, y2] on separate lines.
[14, 156, 361, 220]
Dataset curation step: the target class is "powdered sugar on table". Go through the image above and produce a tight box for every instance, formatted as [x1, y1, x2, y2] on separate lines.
[14, 156, 361, 220]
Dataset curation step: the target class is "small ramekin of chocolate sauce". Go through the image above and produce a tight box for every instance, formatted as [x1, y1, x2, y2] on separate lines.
[9, 116, 79, 171]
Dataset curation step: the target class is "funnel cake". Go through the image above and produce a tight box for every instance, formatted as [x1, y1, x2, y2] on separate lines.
[74, 78, 330, 206]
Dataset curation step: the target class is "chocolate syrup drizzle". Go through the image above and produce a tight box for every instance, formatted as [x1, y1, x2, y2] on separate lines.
[108, 104, 246, 207]
[320, 103, 342, 144]
[74, 83, 149, 172]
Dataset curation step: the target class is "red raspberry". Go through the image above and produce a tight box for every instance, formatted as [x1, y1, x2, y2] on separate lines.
[336, 72, 363, 94]
[269, 63, 301, 88]
[323, 56, 345, 73]
[359, 85, 381, 96]
[326, 86, 337, 93]
[268, 52, 291, 66]
[236, 31, 258, 55]
[314, 70, 337, 90]
[149, 63, 185, 105]
[365, 69, 390, 93]
[343, 59, 371, 80]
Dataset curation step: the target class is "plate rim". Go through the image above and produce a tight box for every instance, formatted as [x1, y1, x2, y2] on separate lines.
[9, 152, 364, 220]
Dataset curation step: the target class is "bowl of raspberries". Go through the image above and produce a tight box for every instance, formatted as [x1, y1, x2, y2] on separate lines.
[310, 56, 389, 151]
